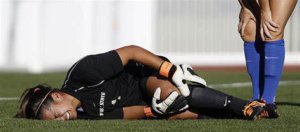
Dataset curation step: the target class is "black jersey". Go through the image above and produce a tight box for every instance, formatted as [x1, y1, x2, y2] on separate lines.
[60, 50, 150, 119]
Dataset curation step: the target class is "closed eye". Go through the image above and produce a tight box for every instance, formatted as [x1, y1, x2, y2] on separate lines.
[55, 111, 70, 121]
[54, 112, 67, 121]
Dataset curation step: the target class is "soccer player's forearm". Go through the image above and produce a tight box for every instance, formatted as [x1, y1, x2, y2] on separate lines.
[123, 106, 146, 119]
[238, 0, 245, 7]
[239, 0, 251, 9]
[258, 0, 271, 12]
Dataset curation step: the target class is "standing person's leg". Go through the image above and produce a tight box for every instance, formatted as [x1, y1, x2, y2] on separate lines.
[239, 1, 264, 101]
[261, 0, 298, 103]
[259, 0, 298, 118]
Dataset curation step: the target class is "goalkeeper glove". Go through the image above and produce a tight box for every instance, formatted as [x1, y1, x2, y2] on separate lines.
[159, 62, 207, 97]
[179, 64, 207, 86]
[144, 87, 189, 118]
[159, 61, 189, 96]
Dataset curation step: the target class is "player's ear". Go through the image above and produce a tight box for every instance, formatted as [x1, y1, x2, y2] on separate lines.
[50, 92, 63, 102]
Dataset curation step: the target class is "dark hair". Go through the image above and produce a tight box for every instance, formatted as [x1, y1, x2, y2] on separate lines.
[15, 84, 59, 119]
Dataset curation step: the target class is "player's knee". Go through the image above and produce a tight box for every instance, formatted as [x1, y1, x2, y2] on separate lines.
[162, 88, 177, 100]
[265, 27, 284, 41]
[240, 21, 256, 42]
[159, 82, 180, 100]
[146, 76, 180, 100]
[264, 16, 285, 41]
[186, 87, 206, 108]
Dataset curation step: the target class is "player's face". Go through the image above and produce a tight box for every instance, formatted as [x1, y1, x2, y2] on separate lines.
[40, 100, 77, 121]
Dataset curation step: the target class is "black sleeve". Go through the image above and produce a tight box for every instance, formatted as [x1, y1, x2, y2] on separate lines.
[63, 50, 124, 87]
[86, 50, 124, 79]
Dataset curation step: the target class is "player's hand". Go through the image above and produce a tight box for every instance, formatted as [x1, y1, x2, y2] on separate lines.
[151, 88, 189, 115]
[179, 64, 207, 86]
[159, 61, 190, 96]
[159, 61, 207, 97]
[238, 7, 256, 36]
[260, 10, 279, 41]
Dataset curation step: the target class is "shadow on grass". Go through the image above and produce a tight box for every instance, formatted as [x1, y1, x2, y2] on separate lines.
[277, 102, 300, 107]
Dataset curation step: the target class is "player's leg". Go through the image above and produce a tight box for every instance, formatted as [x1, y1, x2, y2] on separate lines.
[240, 1, 264, 101]
[264, 0, 298, 41]
[187, 85, 266, 120]
[146, 76, 228, 120]
[242, 20, 264, 101]
[261, 0, 298, 102]
[145, 77, 265, 120]
[145, 76, 218, 120]
[260, 0, 298, 118]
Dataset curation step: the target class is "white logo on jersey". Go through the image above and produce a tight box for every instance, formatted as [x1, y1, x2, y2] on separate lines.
[111, 100, 117, 105]
[111, 96, 122, 105]
[99, 92, 105, 116]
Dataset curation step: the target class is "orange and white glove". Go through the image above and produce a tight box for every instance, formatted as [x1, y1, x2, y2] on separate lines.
[159, 62, 207, 97]
[159, 61, 190, 96]
[152, 88, 188, 114]
[144, 87, 189, 118]
[180, 64, 207, 86]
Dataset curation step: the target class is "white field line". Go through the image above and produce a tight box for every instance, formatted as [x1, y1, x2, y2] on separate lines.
[209, 80, 300, 89]
[0, 97, 19, 101]
[0, 80, 299, 101]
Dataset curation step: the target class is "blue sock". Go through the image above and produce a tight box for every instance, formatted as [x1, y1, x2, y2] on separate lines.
[244, 42, 262, 100]
[262, 39, 285, 104]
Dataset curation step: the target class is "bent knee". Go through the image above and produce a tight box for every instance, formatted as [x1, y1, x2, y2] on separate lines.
[154, 80, 180, 100]
[265, 16, 286, 41]
[240, 20, 257, 42]
[265, 27, 284, 41]
[146, 76, 180, 100]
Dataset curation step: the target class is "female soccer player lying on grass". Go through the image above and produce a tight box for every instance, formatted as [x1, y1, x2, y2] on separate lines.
[15, 45, 269, 121]
[238, 0, 298, 118]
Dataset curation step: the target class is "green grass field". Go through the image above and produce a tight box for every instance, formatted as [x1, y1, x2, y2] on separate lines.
[0, 71, 299, 131]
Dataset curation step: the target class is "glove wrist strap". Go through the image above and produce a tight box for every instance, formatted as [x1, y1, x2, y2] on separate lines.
[159, 61, 176, 78]
[144, 107, 156, 118]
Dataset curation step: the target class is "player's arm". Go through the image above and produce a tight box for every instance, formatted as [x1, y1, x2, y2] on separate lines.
[122, 66, 206, 119]
[238, 0, 256, 36]
[122, 76, 192, 119]
[122, 92, 193, 120]
[121, 105, 199, 120]
[118, 90, 189, 120]
[238, 0, 253, 11]
[238, 0, 247, 7]
[116, 45, 198, 97]
[116, 45, 164, 70]
[122, 106, 146, 119]
[258, 0, 271, 13]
